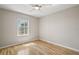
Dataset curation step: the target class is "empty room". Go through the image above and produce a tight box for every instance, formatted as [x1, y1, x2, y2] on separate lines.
[0, 4, 79, 55]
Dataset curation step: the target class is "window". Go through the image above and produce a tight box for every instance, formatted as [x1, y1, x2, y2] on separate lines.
[17, 17, 29, 36]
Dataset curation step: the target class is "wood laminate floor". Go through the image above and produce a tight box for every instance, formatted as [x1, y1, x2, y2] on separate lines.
[0, 40, 79, 55]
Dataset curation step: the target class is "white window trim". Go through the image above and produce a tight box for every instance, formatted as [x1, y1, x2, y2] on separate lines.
[16, 17, 29, 36]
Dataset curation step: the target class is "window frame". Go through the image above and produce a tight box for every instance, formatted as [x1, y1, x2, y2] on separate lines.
[16, 17, 29, 36]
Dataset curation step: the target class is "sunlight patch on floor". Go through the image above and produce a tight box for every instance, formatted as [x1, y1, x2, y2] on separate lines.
[22, 43, 36, 46]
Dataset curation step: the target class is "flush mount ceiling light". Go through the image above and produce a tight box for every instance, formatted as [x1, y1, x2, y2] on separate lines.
[29, 4, 53, 11]
[32, 4, 42, 10]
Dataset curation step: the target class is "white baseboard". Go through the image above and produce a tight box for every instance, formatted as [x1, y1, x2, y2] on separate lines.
[40, 39, 79, 52]
[0, 39, 38, 49]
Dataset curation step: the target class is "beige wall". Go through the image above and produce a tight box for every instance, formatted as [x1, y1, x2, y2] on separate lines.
[0, 11, 1, 40]
[0, 9, 39, 47]
[39, 5, 79, 50]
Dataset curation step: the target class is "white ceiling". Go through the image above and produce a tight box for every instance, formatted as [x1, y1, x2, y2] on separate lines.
[0, 4, 78, 18]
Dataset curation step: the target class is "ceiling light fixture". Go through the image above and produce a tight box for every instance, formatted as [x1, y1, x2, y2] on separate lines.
[32, 4, 42, 10]
[29, 4, 53, 11]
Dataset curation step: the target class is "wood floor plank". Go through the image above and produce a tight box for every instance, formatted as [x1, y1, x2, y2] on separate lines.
[0, 40, 79, 55]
